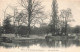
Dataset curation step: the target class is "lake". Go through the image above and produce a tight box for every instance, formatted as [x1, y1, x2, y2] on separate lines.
[0, 39, 80, 52]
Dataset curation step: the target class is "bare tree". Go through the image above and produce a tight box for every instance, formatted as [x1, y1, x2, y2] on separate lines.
[60, 8, 72, 35]
[18, 0, 46, 37]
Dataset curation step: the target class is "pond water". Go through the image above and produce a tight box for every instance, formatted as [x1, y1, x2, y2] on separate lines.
[0, 39, 80, 52]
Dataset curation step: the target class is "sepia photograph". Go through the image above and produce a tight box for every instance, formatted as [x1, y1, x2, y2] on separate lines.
[0, 0, 80, 52]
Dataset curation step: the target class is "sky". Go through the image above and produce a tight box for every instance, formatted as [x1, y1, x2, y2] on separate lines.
[0, 0, 80, 27]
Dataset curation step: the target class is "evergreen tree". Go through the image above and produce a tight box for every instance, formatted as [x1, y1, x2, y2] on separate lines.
[3, 17, 12, 34]
[50, 0, 59, 36]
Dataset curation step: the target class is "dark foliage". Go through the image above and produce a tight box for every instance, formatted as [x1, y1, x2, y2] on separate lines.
[3, 17, 13, 34]
[73, 26, 80, 34]
[18, 26, 28, 36]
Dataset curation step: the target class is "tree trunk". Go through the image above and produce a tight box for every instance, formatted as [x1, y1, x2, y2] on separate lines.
[27, 22, 31, 37]
[65, 22, 68, 36]
[27, 0, 32, 37]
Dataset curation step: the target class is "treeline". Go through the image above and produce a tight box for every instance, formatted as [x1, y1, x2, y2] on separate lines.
[0, 17, 50, 36]
[0, 0, 79, 37]
[0, 17, 80, 36]
[0, 19, 50, 36]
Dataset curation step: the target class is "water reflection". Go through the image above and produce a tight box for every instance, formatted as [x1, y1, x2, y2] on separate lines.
[0, 39, 80, 48]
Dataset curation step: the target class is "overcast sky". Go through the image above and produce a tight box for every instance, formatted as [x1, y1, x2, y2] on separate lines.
[0, 0, 80, 27]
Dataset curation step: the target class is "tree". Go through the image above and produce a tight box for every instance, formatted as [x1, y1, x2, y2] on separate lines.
[19, 0, 46, 37]
[60, 8, 72, 35]
[18, 25, 28, 36]
[0, 26, 3, 36]
[50, 0, 59, 36]
[3, 15, 12, 34]
[73, 26, 80, 35]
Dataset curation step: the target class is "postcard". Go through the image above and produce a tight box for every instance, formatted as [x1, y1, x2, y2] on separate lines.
[0, 0, 80, 52]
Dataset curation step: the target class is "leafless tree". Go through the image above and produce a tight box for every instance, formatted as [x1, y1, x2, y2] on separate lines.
[60, 8, 72, 35]
[18, 0, 46, 37]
